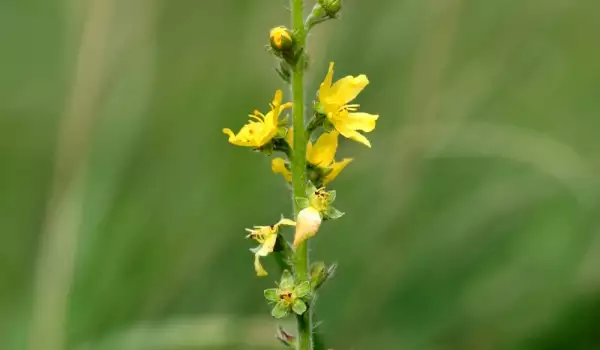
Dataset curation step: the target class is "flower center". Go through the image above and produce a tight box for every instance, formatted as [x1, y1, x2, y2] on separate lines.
[309, 187, 330, 212]
[278, 290, 295, 305]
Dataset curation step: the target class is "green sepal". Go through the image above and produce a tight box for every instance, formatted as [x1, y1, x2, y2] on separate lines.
[327, 190, 336, 203]
[275, 126, 288, 139]
[271, 302, 288, 319]
[324, 206, 344, 220]
[310, 262, 337, 290]
[292, 299, 307, 315]
[264, 288, 279, 302]
[295, 197, 310, 209]
[249, 245, 261, 254]
[258, 142, 274, 156]
[306, 182, 318, 197]
[280, 270, 294, 290]
[322, 119, 335, 132]
[314, 102, 325, 115]
[307, 168, 321, 185]
[294, 281, 311, 298]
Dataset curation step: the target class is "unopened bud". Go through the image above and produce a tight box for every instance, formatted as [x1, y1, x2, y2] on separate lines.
[293, 207, 322, 247]
[318, 0, 342, 17]
[269, 26, 294, 51]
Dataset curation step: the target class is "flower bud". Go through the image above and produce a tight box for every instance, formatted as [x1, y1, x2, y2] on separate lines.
[318, 0, 342, 17]
[293, 207, 322, 247]
[269, 26, 294, 52]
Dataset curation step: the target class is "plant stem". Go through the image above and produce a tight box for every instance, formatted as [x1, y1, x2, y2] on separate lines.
[290, 1, 312, 349]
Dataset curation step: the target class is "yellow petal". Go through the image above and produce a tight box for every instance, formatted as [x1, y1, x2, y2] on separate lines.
[222, 127, 253, 147]
[257, 234, 277, 256]
[271, 158, 292, 182]
[344, 112, 379, 132]
[306, 131, 339, 167]
[254, 254, 268, 277]
[272, 89, 283, 109]
[257, 119, 278, 146]
[318, 62, 335, 101]
[293, 207, 322, 248]
[332, 121, 372, 148]
[323, 158, 353, 184]
[223, 128, 236, 140]
[286, 127, 294, 149]
[277, 218, 296, 227]
[327, 74, 369, 106]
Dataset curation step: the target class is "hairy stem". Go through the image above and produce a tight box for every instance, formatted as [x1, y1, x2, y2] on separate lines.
[290, 0, 312, 349]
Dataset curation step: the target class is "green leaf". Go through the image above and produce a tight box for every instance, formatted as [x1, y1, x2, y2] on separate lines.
[292, 299, 307, 315]
[271, 302, 288, 319]
[294, 197, 310, 209]
[280, 270, 294, 289]
[327, 190, 336, 203]
[325, 206, 344, 220]
[294, 281, 311, 298]
[264, 288, 279, 302]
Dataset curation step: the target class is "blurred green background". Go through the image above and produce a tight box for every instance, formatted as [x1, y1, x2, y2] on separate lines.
[2, 0, 600, 349]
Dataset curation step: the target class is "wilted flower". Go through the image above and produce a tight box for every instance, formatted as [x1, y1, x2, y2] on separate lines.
[246, 217, 295, 276]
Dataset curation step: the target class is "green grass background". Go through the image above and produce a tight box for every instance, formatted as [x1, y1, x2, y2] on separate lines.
[2, 0, 600, 349]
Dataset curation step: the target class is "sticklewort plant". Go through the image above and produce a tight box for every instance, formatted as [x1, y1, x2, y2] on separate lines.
[223, 1, 379, 348]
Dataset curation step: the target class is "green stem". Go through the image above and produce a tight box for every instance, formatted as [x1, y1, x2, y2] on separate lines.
[290, 1, 312, 350]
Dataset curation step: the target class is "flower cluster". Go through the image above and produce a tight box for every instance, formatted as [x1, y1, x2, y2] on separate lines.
[223, 61, 378, 276]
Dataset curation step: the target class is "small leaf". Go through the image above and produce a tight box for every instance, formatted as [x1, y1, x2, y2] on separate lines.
[275, 66, 291, 84]
[327, 190, 336, 203]
[271, 302, 288, 319]
[276, 326, 296, 347]
[280, 270, 294, 289]
[292, 299, 307, 315]
[325, 206, 344, 220]
[264, 288, 279, 302]
[294, 281, 311, 298]
[294, 197, 310, 209]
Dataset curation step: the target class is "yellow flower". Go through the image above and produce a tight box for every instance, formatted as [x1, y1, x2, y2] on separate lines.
[319, 62, 379, 147]
[223, 90, 292, 148]
[272, 129, 352, 184]
[246, 217, 295, 276]
[269, 26, 293, 51]
[306, 130, 353, 184]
